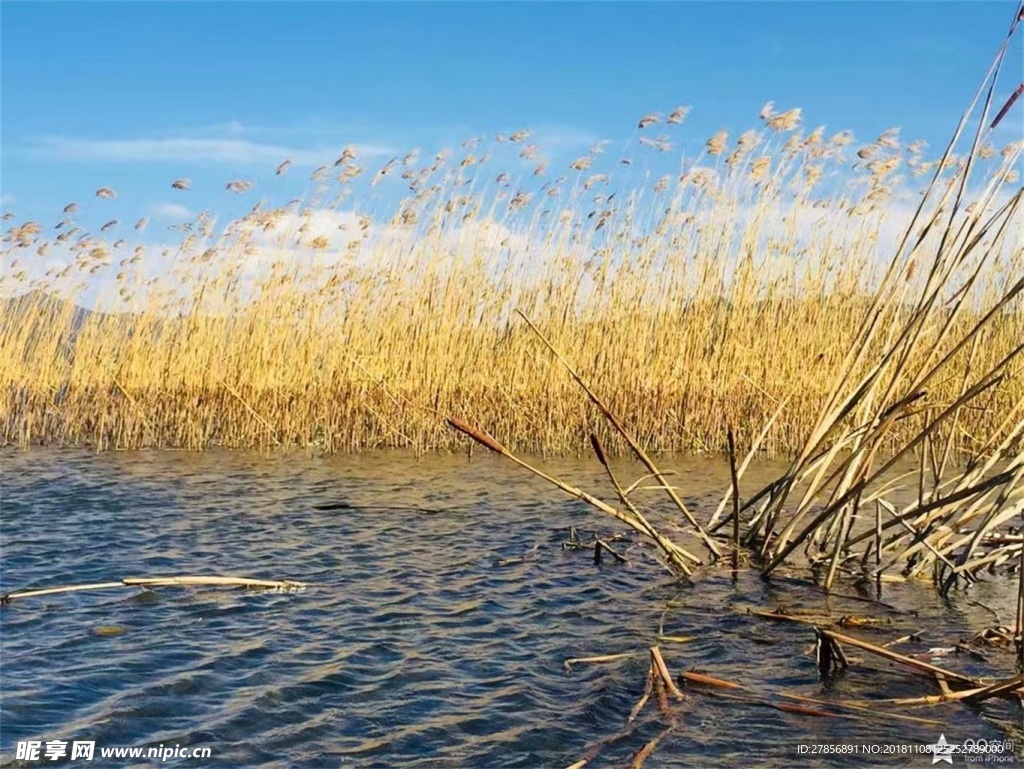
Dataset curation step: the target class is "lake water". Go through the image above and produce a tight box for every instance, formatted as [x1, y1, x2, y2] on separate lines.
[2, 449, 1021, 768]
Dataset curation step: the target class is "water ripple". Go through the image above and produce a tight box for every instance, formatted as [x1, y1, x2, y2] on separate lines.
[1, 449, 1021, 767]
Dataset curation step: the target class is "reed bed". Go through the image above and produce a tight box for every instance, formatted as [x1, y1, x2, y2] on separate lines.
[1, 48, 1020, 456]
[446, 0, 1024, 612]
[5, 12, 1020, 768]
[435, 62, 1024, 769]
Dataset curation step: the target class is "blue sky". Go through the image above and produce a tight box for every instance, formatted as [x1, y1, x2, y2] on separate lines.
[2, 1, 1022, 231]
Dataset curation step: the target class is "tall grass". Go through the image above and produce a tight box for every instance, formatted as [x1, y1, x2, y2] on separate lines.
[1, 82, 1021, 454]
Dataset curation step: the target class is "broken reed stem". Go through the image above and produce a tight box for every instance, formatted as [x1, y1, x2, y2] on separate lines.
[819, 628, 980, 687]
[1, 575, 307, 603]
[563, 652, 638, 673]
[516, 310, 722, 562]
[683, 687, 841, 718]
[590, 433, 650, 525]
[816, 629, 851, 678]
[680, 670, 945, 725]
[959, 675, 1024, 704]
[707, 399, 789, 531]
[652, 671, 671, 718]
[588, 433, 696, 571]
[678, 671, 742, 690]
[727, 426, 741, 572]
[594, 539, 628, 564]
[886, 675, 1024, 705]
[649, 646, 684, 700]
[1, 581, 126, 602]
[447, 417, 697, 575]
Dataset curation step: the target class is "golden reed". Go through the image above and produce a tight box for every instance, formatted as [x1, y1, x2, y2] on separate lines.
[1, 99, 1021, 455]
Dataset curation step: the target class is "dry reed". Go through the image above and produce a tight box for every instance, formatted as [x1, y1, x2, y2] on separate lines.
[1, 575, 307, 604]
[2, 49, 1020, 457]
[435, 5, 1024, 594]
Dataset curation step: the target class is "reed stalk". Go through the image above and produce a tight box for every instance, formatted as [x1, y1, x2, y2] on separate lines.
[1, 575, 307, 603]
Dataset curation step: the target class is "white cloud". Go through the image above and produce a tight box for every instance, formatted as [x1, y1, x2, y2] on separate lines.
[43, 257, 68, 274]
[30, 136, 396, 166]
[532, 125, 603, 154]
[1, 192, 14, 206]
[150, 202, 194, 219]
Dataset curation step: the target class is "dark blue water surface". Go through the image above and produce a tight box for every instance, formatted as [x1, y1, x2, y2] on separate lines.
[1, 449, 1021, 768]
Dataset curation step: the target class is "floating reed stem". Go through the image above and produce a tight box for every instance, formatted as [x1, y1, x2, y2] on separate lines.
[1, 575, 307, 604]
[680, 669, 945, 725]
[884, 675, 1024, 705]
[818, 628, 980, 687]
[678, 671, 742, 690]
[563, 652, 638, 673]
[655, 634, 696, 644]
[747, 608, 823, 625]
[959, 675, 1024, 704]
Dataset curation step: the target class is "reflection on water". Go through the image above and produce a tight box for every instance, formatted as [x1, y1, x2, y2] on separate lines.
[1, 449, 1021, 768]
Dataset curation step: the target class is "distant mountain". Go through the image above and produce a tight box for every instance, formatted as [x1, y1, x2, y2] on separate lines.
[0, 290, 97, 331]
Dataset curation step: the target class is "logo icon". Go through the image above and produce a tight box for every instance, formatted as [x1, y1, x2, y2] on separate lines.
[929, 734, 955, 765]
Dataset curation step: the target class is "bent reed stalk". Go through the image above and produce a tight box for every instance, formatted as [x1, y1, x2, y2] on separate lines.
[440, 5, 1024, 592]
[1, 45, 1021, 456]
